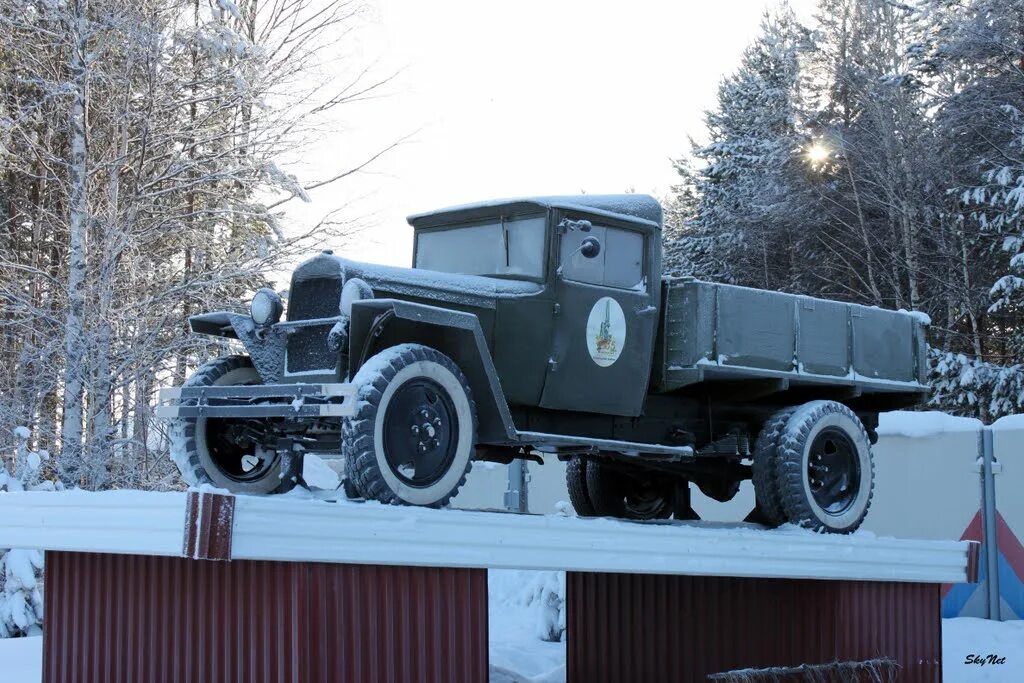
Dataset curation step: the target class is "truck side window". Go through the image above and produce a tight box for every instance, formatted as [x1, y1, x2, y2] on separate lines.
[604, 228, 644, 289]
[561, 224, 645, 290]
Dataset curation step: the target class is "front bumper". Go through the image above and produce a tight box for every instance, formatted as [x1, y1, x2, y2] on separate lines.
[155, 383, 357, 419]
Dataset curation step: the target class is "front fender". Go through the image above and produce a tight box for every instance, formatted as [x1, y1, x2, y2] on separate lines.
[189, 311, 289, 384]
[349, 299, 517, 443]
[188, 311, 240, 338]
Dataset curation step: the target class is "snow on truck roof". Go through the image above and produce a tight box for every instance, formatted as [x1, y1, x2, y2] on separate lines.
[407, 194, 663, 230]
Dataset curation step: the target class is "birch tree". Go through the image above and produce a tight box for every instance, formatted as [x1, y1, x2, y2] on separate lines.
[0, 0, 392, 485]
[60, 0, 91, 483]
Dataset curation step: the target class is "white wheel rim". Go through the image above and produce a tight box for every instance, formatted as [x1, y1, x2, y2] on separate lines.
[372, 360, 473, 505]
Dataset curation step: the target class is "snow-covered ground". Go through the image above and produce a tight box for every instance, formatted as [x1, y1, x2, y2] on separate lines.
[489, 570, 566, 683]
[942, 618, 1024, 682]
[0, 604, 1021, 682]
[0, 634, 41, 683]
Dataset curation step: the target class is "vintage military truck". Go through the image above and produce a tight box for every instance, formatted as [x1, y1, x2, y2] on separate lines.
[159, 195, 929, 533]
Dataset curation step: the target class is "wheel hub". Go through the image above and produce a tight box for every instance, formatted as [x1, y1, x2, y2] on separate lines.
[409, 407, 443, 452]
[383, 378, 458, 487]
[806, 427, 860, 515]
[619, 476, 673, 520]
[206, 417, 278, 482]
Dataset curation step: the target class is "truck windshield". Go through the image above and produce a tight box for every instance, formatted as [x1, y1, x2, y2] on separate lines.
[414, 215, 547, 279]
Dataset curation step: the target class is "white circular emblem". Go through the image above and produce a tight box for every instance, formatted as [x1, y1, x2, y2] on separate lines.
[586, 297, 626, 367]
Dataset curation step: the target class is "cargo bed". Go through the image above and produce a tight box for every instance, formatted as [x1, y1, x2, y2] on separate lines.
[653, 279, 929, 398]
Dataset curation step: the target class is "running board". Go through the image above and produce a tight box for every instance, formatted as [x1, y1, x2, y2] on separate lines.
[515, 431, 694, 461]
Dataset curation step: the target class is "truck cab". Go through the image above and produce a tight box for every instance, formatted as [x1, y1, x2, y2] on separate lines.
[406, 196, 663, 417]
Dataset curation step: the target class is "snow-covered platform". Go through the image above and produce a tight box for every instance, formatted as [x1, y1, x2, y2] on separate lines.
[0, 489, 976, 583]
[0, 490, 979, 683]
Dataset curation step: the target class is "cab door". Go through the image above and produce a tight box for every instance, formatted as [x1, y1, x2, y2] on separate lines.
[538, 213, 658, 417]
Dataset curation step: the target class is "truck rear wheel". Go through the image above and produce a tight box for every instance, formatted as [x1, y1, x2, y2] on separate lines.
[773, 401, 874, 534]
[344, 344, 476, 507]
[565, 457, 597, 517]
[751, 407, 796, 526]
[169, 355, 299, 495]
[566, 458, 673, 520]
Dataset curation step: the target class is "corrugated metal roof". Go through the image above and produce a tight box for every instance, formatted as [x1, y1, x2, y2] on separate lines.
[0, 491, 976, 584]
[566, 572, 941, 683]
[43, 551, 488, 683]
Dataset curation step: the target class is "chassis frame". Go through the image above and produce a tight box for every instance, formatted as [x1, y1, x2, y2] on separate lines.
[156, 383, 357, 420]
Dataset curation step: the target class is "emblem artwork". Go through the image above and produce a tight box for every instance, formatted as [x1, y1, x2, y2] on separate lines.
[587, 296, 625, 367]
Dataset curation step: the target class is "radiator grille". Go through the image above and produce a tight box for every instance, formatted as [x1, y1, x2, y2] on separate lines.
[286, 277, 342, 373]
[288, 277, 342, 321]
[287, 325, 337, 374]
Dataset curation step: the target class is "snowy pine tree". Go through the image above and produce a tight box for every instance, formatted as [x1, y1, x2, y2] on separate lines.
[669, 0, 1024, 418]
[0, 428, 58, 638]
[918, 0, 1024, 415]
[661, 158, 700, 278]
[940, 1, 1024, 336]
[670, 8, 807, 290]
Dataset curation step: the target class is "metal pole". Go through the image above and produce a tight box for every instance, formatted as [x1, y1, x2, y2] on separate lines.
[980, 427, 1001, 621]
[504, 459, 529, 513]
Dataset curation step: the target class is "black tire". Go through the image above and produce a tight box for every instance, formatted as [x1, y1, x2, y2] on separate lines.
[342, 476, 362, 500]
[585, 460, 674, 520]
[344, 344, 476, 507]
[774, 401, 874, 534]
[565, 457, 597, 517]
[169, 355, 298, 495]
[751, 407, 796, 527]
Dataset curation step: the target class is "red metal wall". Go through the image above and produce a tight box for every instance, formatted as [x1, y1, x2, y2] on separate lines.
[567, 572, 941, 683]
[43, 551, 488, 683]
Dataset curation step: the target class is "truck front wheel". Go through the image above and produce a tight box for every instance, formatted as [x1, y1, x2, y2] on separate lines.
[169, 355, 299, 495]
[344, 344, 477, 507]
[773, 401, 874, 534]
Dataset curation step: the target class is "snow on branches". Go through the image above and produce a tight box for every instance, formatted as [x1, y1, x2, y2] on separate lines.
[673, 8, 806, 289]
[930, 349, 1024, 421]
[664, 0, 1024, 417]
[490, 570, 566, 644]
[0, 428, 59, 638]
[0, 0, 388, 487]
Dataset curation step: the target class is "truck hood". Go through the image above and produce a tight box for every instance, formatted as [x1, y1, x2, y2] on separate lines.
[293, 253, 543, 309]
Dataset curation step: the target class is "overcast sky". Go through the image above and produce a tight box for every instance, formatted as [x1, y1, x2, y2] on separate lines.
[285, 0, 815, 268]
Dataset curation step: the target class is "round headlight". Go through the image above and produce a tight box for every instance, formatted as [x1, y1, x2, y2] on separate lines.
[340, 278, 373, 316]
[250, 288, 283, 326]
